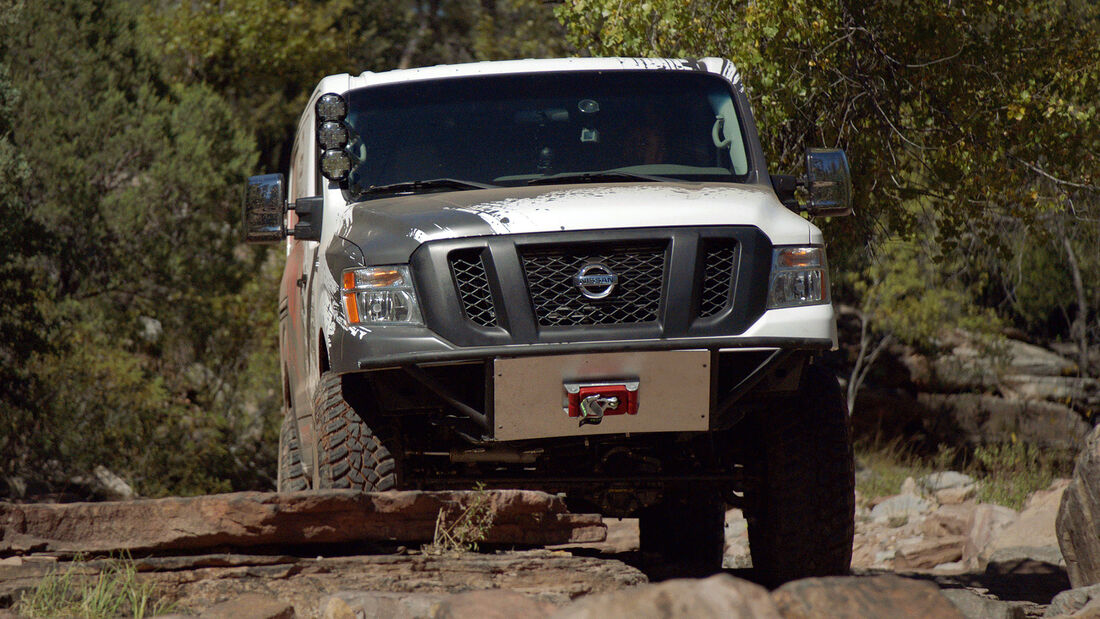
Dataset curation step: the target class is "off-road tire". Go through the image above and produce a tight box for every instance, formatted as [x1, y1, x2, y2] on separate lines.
[743, 362, 855, 587]
[277, 410, 310, 492]
[312, 371, 397, 491]
[639, 489, 726, 576]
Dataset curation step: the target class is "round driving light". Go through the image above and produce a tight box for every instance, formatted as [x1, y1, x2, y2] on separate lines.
[320, 149, 352, 181]
[318, 121, 349, 149]
[316, 93, 347, 121]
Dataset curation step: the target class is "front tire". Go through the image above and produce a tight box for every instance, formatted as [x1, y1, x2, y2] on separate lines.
[743, 362, 855, 587]
[312, 371, 398, 491]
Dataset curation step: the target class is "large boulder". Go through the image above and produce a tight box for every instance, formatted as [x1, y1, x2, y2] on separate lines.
[551, 574, 779, 619]
[918, 393, 1089, 451]
[981, 480, 1068, 572]
[1059, 425, 1100, 588]
[770, 575, 964, 619]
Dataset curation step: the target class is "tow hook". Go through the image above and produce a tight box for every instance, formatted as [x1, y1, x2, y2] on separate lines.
[579, 394, 619, 426]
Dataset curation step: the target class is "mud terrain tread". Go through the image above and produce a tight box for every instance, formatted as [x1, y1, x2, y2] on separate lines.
[277, 411, 310, 492]
[744, 362, 855, 587]
[313, 371, 397, 492]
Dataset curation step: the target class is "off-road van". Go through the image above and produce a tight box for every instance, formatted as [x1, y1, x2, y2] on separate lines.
[244, 57, 855, 583]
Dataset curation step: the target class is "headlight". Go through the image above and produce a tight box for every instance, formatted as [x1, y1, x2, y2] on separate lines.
[342, 266, 423, 325]
[767, 246, 829, 309]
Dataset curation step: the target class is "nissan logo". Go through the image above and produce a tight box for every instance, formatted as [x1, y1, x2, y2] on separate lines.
[574, 263, 618, 299]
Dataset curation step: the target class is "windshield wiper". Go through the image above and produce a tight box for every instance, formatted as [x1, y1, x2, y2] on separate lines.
[527, 170, 673, 186]
[358, 178, 498, 198]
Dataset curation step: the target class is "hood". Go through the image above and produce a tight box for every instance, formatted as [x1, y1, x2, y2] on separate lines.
[333, 182, 816, 265]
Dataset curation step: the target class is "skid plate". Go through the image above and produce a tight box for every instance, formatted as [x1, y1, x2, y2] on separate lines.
[493, 350, 710, 441]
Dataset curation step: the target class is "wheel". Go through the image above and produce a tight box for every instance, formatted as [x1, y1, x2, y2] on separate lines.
[312, 371, 398, 491]
[277, 409, 310, 492]
[638, 488, 725, 576]
[743, 362, 855, 587]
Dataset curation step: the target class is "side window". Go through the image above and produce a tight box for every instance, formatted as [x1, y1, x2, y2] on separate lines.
[290, 130, 309, 202]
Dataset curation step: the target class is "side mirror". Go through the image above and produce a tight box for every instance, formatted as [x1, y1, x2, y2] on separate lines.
[243, 173, 286, 243]
[803, 148, 852, 217]
[242, 175, 324, 243]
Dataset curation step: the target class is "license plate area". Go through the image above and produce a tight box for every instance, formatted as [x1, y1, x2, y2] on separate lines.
[493, 351, 710, 441]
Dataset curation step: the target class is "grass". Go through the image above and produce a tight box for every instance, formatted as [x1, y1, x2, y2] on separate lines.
[422, 483, 496, 555]
[855, 436, 1074, 511]
[18, 554, 173, 618]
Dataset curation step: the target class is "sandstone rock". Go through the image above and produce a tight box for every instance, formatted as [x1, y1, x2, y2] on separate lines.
[321, 592, 446, 619]
[964, 504, 1018, 567]
[871, 494, 932, 523]
[936, 486, 978, 505]
[923, 472, 976, 492]
[1001, 375, 1100, 406]
[1048, 584, 1100, 617]
[723, 508, 751, 569]
[981, 480, 1068, 569]
[918, 393, 1089, 450]
[551, 574, 779, 619]
[933, 338, 1077, 390]
[1073, 598, 1100, 619]
[894, 536, 967, 570]
[771, 575, 964, 619]
[985, 545, 1067, 574]
[0, 490, 605, 555]
[199, 593, 294, 619]
[939, 588, 1026, 619]
[433, 590, 557, 619]
[1059, 425, 1100, 588]
[924, 503, 979, 538]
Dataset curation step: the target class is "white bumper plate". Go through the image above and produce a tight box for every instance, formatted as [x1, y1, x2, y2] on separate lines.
[492, 350, 710, 441]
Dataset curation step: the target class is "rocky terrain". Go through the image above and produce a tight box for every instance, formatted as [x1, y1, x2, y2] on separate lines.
[2, 335, 1098, 618]
[1, 464, 1099, 619]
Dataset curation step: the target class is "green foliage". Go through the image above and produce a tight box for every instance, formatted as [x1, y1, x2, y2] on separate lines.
[973, 440, 1070, 510]
[850, 237, 1000, 348]
[18, 554, 173, 618]
[0, 0, 278, 497]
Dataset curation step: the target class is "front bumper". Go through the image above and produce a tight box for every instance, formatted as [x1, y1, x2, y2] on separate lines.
[329, 303, 838, 373]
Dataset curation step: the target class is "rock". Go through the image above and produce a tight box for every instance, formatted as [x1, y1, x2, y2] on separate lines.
[1047, 583, 1100, 617]
[985, 546, 1068, 575]
[871, 494, 932, 524]
[937, 486, 978, 505]
[918, 393, 1089, 450]
[321, 592, 446, 619]
[0, 490, 605, 555]
[894, 536, 967, 570]
[770, 575, 964, 619]
[940, 588, 1026, 619]
[901, 476, 919, 496]
[1001, 375, 1100, 407]
[933, 338, 1078, 390]
[965, 504, 1019, 567]
[199, 593, 294, 619]
[1072, 598, 1100, 618]
[923, 503, 978, 538]
[551, 574, 779, 619]
[434, 590, 557, 619]
[981, 480, 1068, 568]
[1059, 425, 1100, 588]
[550, 518, 638, 555]
[92, 466, 136, 501]
[723, 508, 751, 569]
[923, 472, 977, 492]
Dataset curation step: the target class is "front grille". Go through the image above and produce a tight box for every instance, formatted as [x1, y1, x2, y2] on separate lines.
[450, 250, 497, 327]
[521, 243, 666, 327]
[699, 241, 738, 317]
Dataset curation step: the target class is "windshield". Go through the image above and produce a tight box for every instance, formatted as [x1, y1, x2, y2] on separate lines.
[343, 70, 750, 197]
